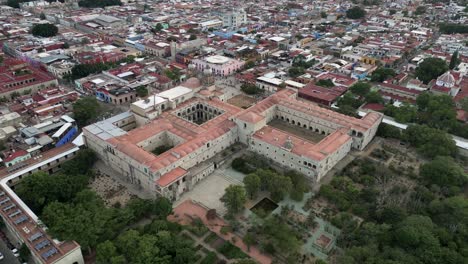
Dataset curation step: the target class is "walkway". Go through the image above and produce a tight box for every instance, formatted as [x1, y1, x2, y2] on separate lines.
[180, 230, 232, 263]
[170, 200, 273, 264]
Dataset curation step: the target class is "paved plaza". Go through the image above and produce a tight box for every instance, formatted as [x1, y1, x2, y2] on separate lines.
[175, 159, 247, 216]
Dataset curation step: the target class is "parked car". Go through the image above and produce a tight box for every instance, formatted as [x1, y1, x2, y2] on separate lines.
[11, 248, 19, 258]
[0, 252, 4, 260]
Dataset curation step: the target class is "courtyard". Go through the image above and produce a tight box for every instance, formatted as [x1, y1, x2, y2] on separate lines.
[175, 162, 248, 216]
[268, 119, 326, 143]
[227, 94, 257, 109]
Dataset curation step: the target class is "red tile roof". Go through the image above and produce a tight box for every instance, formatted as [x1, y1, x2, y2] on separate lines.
[157, 167, 187, 187]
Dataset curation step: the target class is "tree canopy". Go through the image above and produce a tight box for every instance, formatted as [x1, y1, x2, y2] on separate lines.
[31, 23, 58, 38]
[449, 50, 460, 70]
[404, 125, 458, 158]
[16, 149, 96, 213]
[415, 58, 448, 84]
[72, 97, 102, 127]
[241, 83, 262, 95]
[370, 68, 396, 82]
[78, 0, 122, 8]
[220, 185, 246, 216]
[439, 23, 468, 34]
[346, 6, 366, 19]
[420, 156, 467, 187]
[349, 81, 372, 96]
[136, 86, 148, 97]
[315, 79, 334, 87]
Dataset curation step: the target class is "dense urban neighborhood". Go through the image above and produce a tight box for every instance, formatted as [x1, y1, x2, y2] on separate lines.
[0, 0, 467, 264]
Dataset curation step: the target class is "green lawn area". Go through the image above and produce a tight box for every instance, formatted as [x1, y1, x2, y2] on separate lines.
[180, 232, 195, 245]
[203, 231, 218, 244]
[201, 251, 218, 264]
[186, 218, 208, 237]
[217, 241, 248, 259]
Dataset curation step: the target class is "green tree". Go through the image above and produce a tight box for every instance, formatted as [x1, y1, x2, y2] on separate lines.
[449, 50, 459, 70]
[154, 23, 163, 32]
[31, 23, 58, 37]
[337, 104, 358, 117]
[241, 83, 261, 95]
[288, 66, 305, 77]
[415, 6, 426, 15]
[416, 92, 457, 130]
[370, 67, 396, 82]
[15, 171, 89, 213]
[96, 240, 118, 264]
[364, 91, 383, 104]
[268, 173, 292, 201]
[346, 6, 366, 19]
[189, 34, 197, 40]
[415, 58, 449, 84]
[72, 97, 101, 127]
[286, 171, 308, 201]
[6, 0, 22, 8]
[10, 91, 21, 100]
[78, 0, 122, 8]
[460, 97, 468, 112]
[136, 86, 148, 97]
[316, 79, 334, 87]
[404, 125, 458, 158]
[439, 23, 468, 34]
[41, 191, 111, 253]
[261, 217, 300, 255]
[349, 82, 371, 97]
[243, 173, 261, 199]
[420, 156, 467, 187]
[40, 12, 46, 20]
[19, 243, 30, 263]
[164, 68, 181, 81]
[321, 11, 327, 18]
[166, 36, 177, 42]
[220, 185, 246, 216]
[243, 233, 256, 251]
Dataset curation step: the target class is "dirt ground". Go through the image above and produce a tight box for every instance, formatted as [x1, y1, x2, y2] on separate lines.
[90, 173, 136, 207]
[227, 94, 256, 109]
[268, 119, 326, 143]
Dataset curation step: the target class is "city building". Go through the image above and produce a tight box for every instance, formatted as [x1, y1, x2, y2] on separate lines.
[221, 9, 247, 29]
[191, 55, 245, 76]
[83, 81, 382, 201]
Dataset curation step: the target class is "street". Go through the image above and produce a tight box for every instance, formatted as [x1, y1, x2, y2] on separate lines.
[0, 239, 20, 264]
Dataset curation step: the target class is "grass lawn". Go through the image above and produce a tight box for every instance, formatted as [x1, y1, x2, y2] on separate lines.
[180, 232, 195, 245]
[203, 231, 218, 244]
[217, 241, 248, 259]
[201, 251, 218, 264]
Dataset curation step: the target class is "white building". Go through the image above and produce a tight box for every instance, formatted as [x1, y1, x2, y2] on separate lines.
[221, 9, 247, 29]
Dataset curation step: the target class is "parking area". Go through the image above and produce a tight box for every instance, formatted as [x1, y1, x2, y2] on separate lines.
[0, 231, 20, 264]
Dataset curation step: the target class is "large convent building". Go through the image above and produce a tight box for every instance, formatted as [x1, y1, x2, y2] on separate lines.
[83, 78, 382, 201]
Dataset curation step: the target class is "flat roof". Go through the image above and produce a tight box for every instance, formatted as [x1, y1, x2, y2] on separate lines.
[158, 86, 192, 100]
[132, 95, 167, 110]
[257, 76, 283, 86]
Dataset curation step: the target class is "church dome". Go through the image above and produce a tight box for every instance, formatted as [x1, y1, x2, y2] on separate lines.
[182, 77, 202, 89]
[436, 71, 455, 88]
